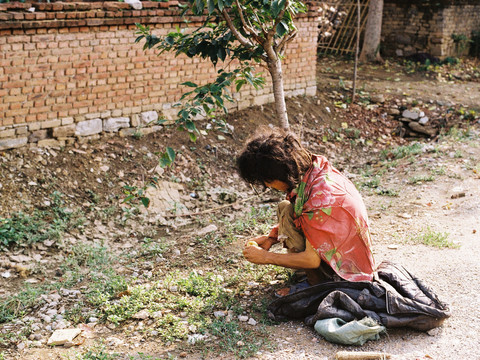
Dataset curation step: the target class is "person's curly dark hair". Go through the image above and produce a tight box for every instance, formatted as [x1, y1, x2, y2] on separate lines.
[236, 128, 312, 192]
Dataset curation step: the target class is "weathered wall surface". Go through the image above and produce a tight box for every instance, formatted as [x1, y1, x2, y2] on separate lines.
[0, 1, 320, 150]
[382, 0, 480, 58]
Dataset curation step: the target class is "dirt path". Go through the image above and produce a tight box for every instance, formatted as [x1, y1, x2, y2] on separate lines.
[2, 59, 480, 360]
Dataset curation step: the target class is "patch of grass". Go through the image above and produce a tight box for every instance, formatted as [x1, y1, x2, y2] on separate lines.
[70, 344, 120, 360]
[361, 176, 381, 189]
[408, 175, 435, 184]
[447, 125, 475, 141]
[381, 143, 424, 160]
[140, 237, 170, 258]
[431, 166, 446, 175]
[222, 206, 275, 242]
[0, 191, 84, 249]
[407, 227, 458, 249]
[208, 319, 266, 359]
[0, 325, 32, 348]
[375, 188, 399, 197]
[0, 285, 50, 323]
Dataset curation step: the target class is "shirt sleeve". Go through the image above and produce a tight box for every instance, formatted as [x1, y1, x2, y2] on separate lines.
[268, 225, 279, 240]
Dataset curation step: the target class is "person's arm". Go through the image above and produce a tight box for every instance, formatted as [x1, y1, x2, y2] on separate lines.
[243, 240, 321, 269]
[244, 235, 278, 250]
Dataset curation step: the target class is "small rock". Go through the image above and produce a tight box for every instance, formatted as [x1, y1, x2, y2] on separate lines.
[451, 192, 466, 199]
[197, 224, 218, 236]
[133, 310, 149, 321]
[247, 318, 257, 326]
[418, 116, 429, 125]
[151, 311, 163, 318]
[47, 328, 82, 346]
[88, 317, 99, 323]
[397, 213, 412, 219]
[370, 94, 385, 103]
[179, 352, 188, 358]
[17, 342, 26, 351]
[1, 271, 11, 278]
[237, 340, 245, 346]
[387, 245, 399, 250]
[238, 315, 249, 322]
[402, 110, 419, 120]
[172, 249, 181, 256]
[187, 334, 205, 345]
[214, 311, 226, 318]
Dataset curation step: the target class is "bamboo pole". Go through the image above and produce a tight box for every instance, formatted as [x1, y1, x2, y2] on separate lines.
[352, 0, 360, 102]
[335, 351, 392, 360]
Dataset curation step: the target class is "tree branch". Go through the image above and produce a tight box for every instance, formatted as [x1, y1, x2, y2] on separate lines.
[221, 8, 253, 48]
[268, 0, 290, 43]
[235, 0, 261, 42]
[277, 30, 297, 55]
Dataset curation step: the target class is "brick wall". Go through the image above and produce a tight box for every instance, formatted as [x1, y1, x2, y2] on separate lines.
[382, 0, 480, 58]
[0, 1, 320, 150]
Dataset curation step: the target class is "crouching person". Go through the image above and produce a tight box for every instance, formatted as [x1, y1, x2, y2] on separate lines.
[237, 128, 375, 294]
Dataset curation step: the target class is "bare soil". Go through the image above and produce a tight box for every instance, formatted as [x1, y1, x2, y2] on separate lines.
[1, 57, 480, 360]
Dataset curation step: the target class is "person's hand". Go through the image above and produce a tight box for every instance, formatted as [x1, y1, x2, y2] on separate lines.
[244, 235, 273, 250]
[243, 244, 268, 264]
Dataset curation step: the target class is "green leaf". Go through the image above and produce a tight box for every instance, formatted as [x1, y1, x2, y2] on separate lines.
[321, 207, 332, 216]
[307, 212, 314, 220]
[217, 0, 224, 11]
[166, 147, 175, 162]
[194, 0, 204, 14]
[181, 81, 198, 88]
[235, 79, 246, 92]
[271, 0, 280, 18]
[140, 197, 150, 208]
[189, 132, 198, 142]
[207, 0, 215, 14]
[185, 120, 196, 132]
[276, 21, 289, 37]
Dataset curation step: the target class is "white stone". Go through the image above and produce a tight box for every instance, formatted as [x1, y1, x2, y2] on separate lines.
[419, 116, 429, 125]
[197, 224, 218, 236]
[402, 110, 419, 120]
[75, 119, 102, 136]
[125, 0, 142, 9]
[139, 111, 159, 126]
[214, 311, 226, 318]
[103, 117, 130, 132]
[247, 318, 257, 326]
[238, 315, 249, 322]
[0, 137, 28, 151]
[133, 310, 149, 320]
[47, 328, 81, 346]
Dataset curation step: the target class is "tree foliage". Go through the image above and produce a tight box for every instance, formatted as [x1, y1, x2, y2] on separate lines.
[135, 0, 307, 135]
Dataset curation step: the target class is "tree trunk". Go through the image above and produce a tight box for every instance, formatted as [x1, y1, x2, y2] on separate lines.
[267, 58, 289, 130]
[360, 0, 383, 62]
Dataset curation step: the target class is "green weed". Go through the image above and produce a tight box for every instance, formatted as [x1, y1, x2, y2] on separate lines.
[0, 285, 49, 323]
[375, 188, 399, 197]
[381, 143, 423, 160]
[222, 206, 275, 242]
[431, 166, 446, 175]
[408, 175, 435, 184]
[70, 344, 120, 360]
[208, 319, 264, 359]
[0, 192, 83, 249]
[407, 227, 458, 248]
[140, 237, 170, 258]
